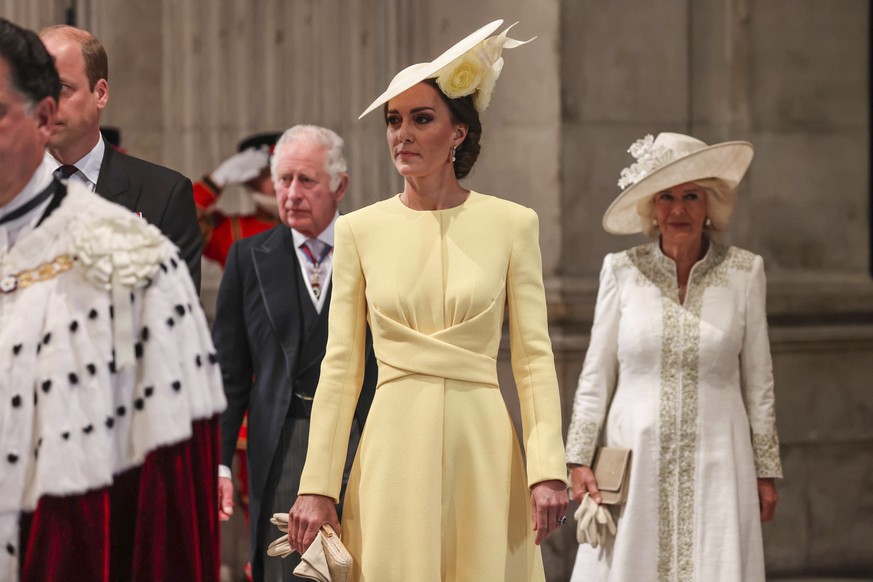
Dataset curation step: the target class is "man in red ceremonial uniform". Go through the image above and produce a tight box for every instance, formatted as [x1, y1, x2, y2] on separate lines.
[0, 19, 225, 582]
[194, 133, 281, 268]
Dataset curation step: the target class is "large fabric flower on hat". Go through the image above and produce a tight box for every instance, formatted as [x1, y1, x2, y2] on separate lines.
[617, 134, 690, 189]
[434, 22, 534, 112]
[435, 48, 490, 99]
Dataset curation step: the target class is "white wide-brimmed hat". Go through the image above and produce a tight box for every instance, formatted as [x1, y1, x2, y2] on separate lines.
[602, 132, 754, 235]
[358, 19, 534, 119]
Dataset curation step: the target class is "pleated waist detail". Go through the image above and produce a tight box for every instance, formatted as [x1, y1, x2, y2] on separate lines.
[369, 297, 503, 388]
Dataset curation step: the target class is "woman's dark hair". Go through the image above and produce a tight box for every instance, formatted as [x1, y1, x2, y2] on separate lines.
[424, 79, 482, 179]
[385, 78, 483, 180]
[0, 18, 60, 104]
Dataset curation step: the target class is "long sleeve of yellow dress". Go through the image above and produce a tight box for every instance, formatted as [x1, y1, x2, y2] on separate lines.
[507, 208, 569, 487]
[298, 216, 368, 502]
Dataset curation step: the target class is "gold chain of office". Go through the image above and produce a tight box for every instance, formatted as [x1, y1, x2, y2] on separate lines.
[0, 255, 76, 294]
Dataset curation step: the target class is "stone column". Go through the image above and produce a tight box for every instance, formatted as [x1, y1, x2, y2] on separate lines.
[155, 0, 436, 212]
[0, 0, 68, 29]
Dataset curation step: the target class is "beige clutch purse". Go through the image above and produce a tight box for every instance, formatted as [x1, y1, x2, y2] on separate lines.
[268, 513, 352, 582]
[574, 447, 631, 548]
[592, 447, 631, 505]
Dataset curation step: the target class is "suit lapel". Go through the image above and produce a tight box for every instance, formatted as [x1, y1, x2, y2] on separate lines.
[252, 226, 303, 373]
[94, 139, 137, 210]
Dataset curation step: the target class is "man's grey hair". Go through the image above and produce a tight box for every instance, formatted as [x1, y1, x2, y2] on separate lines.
[271, 125, 347, 190]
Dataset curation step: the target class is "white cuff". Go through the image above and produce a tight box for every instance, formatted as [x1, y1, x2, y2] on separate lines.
[218, 464, 232, 480]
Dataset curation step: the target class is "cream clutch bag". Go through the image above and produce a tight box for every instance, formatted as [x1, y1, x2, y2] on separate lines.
[591, 447, 631, 505]
[574, 447, 631, 548]
[268, 513, 352, 582]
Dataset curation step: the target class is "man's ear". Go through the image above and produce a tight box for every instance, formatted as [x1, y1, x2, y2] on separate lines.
[333, 174, 349, 203]
[94, 78, 109, 110]
[34, 96, 57, 139]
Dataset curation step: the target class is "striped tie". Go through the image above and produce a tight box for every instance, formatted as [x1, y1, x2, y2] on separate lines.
[300, 238, 332, 299]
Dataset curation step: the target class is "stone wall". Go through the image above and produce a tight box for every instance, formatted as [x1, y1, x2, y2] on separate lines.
[2, 0, 871, 579]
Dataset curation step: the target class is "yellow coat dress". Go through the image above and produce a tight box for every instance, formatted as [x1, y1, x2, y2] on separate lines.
[298, 192, 567, 581]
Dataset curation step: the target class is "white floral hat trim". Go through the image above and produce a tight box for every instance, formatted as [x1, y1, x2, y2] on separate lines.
[603, 132, 754, 235]
[617, 134, 690, 189]
[359, 19, 534, 119]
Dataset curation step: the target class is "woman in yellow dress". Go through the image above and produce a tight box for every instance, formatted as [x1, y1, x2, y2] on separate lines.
[288, 20, 569, 581]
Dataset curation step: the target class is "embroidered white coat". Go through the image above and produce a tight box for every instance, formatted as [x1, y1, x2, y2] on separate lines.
[565, 242, 782, 582]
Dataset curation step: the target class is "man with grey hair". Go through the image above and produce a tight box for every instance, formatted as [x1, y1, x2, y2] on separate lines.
[213, 124, 377, 582]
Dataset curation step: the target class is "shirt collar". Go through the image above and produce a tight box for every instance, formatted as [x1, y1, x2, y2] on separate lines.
[291, 211, 339, 249]
[0, 155, 55, 225]
[46, 136, 105, 186]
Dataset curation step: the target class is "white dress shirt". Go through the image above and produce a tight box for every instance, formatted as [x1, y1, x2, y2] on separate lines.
[45, 137, 105, 192]
[0, 156, 55, 253]
[291, 212, 338, 314]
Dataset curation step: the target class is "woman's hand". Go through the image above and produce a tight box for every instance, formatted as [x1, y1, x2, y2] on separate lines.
[287, 494, 341, 554]
[530, 479, 570, 545]
[757, 478, 778, 522]
[569, 464, 602, 504]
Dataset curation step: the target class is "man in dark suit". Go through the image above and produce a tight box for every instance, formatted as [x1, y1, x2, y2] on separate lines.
[0, 18, 223, 580]
[213, 125, 377, 582]
[39, 25, 202, 290]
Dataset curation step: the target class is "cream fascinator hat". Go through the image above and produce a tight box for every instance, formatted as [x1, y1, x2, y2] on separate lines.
[359, 19, 534, 119]
[602, 132, 754, 235]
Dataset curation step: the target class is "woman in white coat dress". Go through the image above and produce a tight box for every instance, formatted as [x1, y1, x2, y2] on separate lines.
[565, 133, 782, 582]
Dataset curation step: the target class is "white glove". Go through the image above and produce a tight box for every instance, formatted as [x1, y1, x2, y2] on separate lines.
[267, 513, 293, 558]
[574, 493, 617, 548]
[210, 147, 271, 187]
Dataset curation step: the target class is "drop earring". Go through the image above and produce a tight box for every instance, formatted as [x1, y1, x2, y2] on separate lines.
[705, 217, 712, 227]
[652, 219, 658, 226]
[450, 145, 457, 163]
